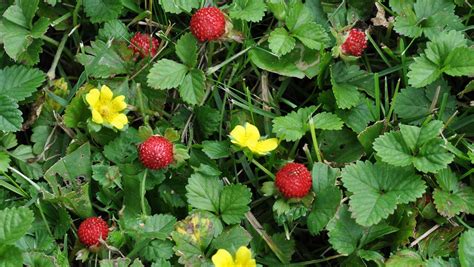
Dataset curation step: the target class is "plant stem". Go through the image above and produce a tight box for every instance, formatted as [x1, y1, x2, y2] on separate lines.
[206, 45, 254, 75]
[140, 170, 148, 215]
[8, 167, 42, 192]
[287, 254, 346, 266]
[47, 33, 69, 80]
[308, 118, 322, 162]
[251, 159, 275, 180]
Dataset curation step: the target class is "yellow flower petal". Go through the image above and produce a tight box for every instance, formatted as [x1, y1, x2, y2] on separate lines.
[244, 123, 260, 143]
[111, 95, 127, 112]
[85, 89, 100, 107]
[91, 109, 104, 124]
[250, 138, 278, 155]
[212, 249, 235, 267]
[230, 125, 247, 147]
[99, 85, 113, 102]
[235, 246, 256, 267]
[108, 113, 128, 130]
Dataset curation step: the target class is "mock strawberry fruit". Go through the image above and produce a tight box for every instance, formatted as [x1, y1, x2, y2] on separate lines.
[190, 7, 226, 42]
[129, 32, 159, 58]
[341, 29, 367, 57]
[139, 135, 174, 169]
[78, 217, 109, 247]
[275, 163, 312, 198]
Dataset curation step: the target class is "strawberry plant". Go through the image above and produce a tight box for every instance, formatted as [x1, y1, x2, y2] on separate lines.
[0, 0, 473, 266]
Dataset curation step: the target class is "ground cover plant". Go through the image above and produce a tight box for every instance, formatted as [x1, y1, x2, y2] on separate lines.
[0, 0, 473, 266]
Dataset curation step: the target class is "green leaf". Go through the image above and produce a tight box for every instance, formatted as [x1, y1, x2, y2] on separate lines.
[83, 0, 123, 23]
[147, 59, 188, 90]
[268, 27, 296, 56]
[407, 54, 442, 88]
[291, 22, 329, 50]
[229, 0, 267, 22]
[433, 168, 474, 218]
[331, 62, 373, 109]
[0, 206, 34, 244]
[76, 40, 127, 78]
[92, 164, 122, 189]
[307, 163, 341, 235]
[185, 166, 223, 212]
[0, 65, 45, 101]
[312, 112, 344, 130]
[175, 33, 198, 67]
[0, 244, 23, 267]
[399, 120, 443, 151]
[212, 226, 252, 254]
[286, 0, 314, 31]
[357, 121, 384, 153]
[0, 151, 10, 173]
[219, 184, 251, 224]
[143, 214, 177, 240]
[0, 95, 22, 132]
[98, 20, 131, 41]
[201, 140, 231, 159]
[459, 229, 474, 267]
[140, 240, 174, 262]
[385, 250, 425, 267]
[195, 106, 220, 138]
[272, 106, 316, 141]
[103, 128, 140, 164]
[319, 128, 364, 163]
[266, 0, 287, 20]
[327, 205, 364, 254]
[178, 69, 205, 105]
[158, 0, 200, 14]
[100, 258, 131, 267]
[443, 47, 474, 76]
[336, 99, 376, 133]
[342, 161, 426, 226]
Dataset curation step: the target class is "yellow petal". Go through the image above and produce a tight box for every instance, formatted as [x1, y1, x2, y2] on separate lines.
[212, 249, 235, 267]
[108, 113, 128, 130]
[99, 85, 114, 102]
[91, 109, 104, 124]
[235, 247, 256, 267]
[244, 123, 260, 143]
[85, 89, 100, 107]
[250, 138, 278, 155]
[229, 125, 247, 147]
[111, 95, 127, 112]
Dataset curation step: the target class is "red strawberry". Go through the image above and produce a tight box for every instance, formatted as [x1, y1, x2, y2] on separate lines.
[78, 217, 109, 247]
[275, 163, 312, 198]
[341, 29, 367, 57]
[138, 136, 174, 169]
[129, 32, 160, 58]
[190, 7, 226, 42]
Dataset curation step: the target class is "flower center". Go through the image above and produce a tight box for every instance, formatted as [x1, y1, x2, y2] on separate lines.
[99, 105, 110, 117]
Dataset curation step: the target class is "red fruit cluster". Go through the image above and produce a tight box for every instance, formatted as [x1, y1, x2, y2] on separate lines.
[129, 32, 160, 58]
[139, 136, 174, 170]
[341, 29, 367, 57]
[78, 217, 109, 247]
[275, 163, 312, 198]
[190, 7, 226, 42]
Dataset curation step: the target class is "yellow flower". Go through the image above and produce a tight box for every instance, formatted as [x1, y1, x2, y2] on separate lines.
[85, 85, 128, 130]
[229, 123, 278, 155]
[212, 246, 256, 267]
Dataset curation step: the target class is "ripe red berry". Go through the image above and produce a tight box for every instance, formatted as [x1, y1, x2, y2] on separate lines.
[275, 163, 312, 198]
[78, 217, 109, 247]
[341, 29, 367, 57]
[190, 7, 226, 42]
[129, 32, 160, 58]
[138, 136, 174, 170]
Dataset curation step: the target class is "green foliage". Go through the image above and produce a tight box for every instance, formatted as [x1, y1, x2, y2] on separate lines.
[83, 0, 123, 23]
[0, 206, 34, 244]
[459, 229, 474, 267]
[158, 0, 200, 14]
[77, 40, 128, 78]
[272, 106, 316, 141]
[229, 0, 267, 22]
[331, 62, 374, 109]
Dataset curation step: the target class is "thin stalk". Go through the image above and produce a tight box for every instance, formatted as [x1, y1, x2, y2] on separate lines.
[308, 118, 322, 162]
[374, 73, 381, 120]
[47, 33, 69, 80]
[206, 45, 254, 75]
[36, 200, 55, 238]
[140, 170, 148, 215]
[287, 254, 346, 266]
[8, 167, 41, 192]
[437, 93, 449, 121]
[251, 159, 275, 180]
[367, 33, 392, 67]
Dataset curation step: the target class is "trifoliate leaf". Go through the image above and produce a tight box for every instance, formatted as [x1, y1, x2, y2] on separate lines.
[147, 59, 188, 90]
[0, 206, 34, 244]
[201, 140, 231, 159]
[0, 65, 45, 101]
[83, 0, 123, 23]
[331, 62, 374, 109]
[185, 166, 223, 213]
[158, 0, 200, 14]
[229, 0, 267, 22]
[433, 168, 474, 218]
[459, 229, 474, 267]
[272, 106, 316, 141]
[76, 40, 128, 78]
[268, 28, 296, 56]
[178, 69, 205, 105]
[219, 184, 251, 224]
[307, 163, 341, 235]
[373, 121, 454, 173]
[175, 33, 198, 67]
[291, 22, 330, 50]
[342, 161, 426, 226]
[312, 112, 344, 130]
[143, 214, 177, 240]
[0, 95, 22, 132]
[327, 205, 364, 254]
